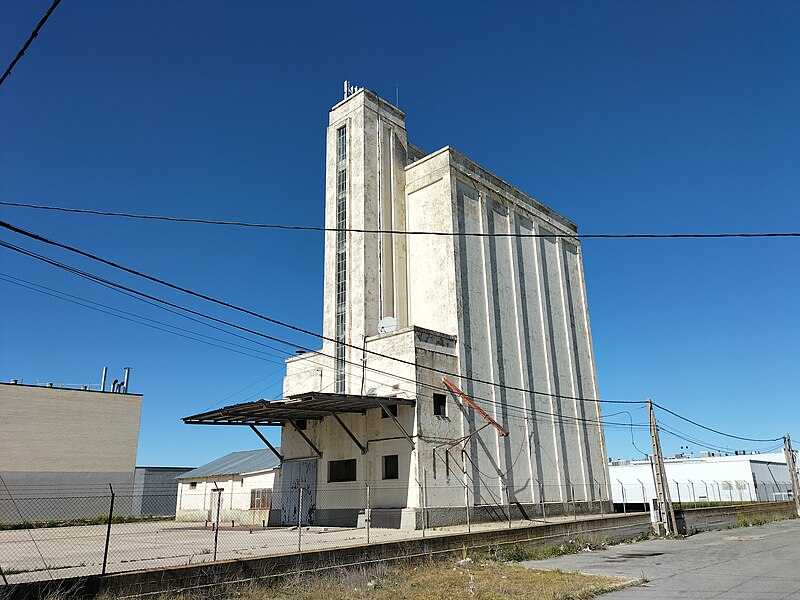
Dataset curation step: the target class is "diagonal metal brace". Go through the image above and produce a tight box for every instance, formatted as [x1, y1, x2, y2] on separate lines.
[443, 377, 509, 437]
[330, 412, 367, 454]
[249, 425, 283, 462]
[379, 403, 415, 448]
[288, 419, 323, 458]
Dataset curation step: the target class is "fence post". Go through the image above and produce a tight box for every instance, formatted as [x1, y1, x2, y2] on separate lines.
[421, 472, 427, 538]
[101, 483, 115, 575]
[503, 481, 511, 529]
[365, 483, 371, 544]
[688, 480, 696, 503]
[618, 480, 626, 514]
[673, 480, 681, 509]
[571, 484, 576, 521]
[596, 480, 603, 516]
[540, 481, 547, 523]
[702, 480, 708, 503]
[212, 488, 222, 562]
[297, 487, 303, 552]
[746, 482, 753, 503]
[464, 468, 471, 533]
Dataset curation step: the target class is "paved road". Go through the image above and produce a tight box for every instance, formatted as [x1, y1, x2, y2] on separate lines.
[522, 519, 800, 599]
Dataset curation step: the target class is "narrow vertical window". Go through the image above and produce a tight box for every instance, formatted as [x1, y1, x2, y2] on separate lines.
[334, 125, 348, 393]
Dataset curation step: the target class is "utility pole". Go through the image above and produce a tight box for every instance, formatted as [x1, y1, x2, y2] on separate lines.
[783, 434, 800, 517]
[648, 400, 677, 534]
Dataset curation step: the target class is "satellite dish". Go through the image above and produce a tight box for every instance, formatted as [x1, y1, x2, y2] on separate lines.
[378, 316, 397, 334]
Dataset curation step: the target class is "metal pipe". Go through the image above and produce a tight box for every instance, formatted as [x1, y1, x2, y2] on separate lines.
[122, 367, 131, 393]
[101, 367, 107, 392]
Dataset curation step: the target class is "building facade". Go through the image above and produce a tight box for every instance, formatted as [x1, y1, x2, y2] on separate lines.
[0, 380, 142, 521]
[279, 86, 610, 527]
[609, 453, 796, 508]
[175, 449, 281, 525]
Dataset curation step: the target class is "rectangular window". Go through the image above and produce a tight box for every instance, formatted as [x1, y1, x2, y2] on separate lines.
[383, 455, 399, 480]
[328, 458, 357, 482]
[433, 393, 447, 416]
[250, 488, 272, 510]
[380, 404, 398, 419]
[295, 419, 307, 431]
[189, 482, 197, 489]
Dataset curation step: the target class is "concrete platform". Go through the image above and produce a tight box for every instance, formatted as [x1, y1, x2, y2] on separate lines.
[522, 518, 800, 599]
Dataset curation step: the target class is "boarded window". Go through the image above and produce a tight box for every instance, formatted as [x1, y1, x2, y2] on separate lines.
[383, 455, 399, 480]
[433, 393, 447, 416]
[250, 488, 272, 510]
[328, 458, 357, 482]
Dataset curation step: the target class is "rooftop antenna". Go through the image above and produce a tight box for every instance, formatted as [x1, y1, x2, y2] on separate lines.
[396, 83, 399, 108]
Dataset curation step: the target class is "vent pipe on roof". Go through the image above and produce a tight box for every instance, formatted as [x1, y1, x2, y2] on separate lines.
[10, 379, 17, 384]
[101, 367, 108, 392]
[123, 367, 131, 393]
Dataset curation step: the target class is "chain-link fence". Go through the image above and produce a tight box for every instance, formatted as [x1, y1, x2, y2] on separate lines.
[0, 477, 794, 584]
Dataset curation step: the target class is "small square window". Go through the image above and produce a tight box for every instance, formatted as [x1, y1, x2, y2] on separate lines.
[189, 482, 197, 489]
[328, 459, 357, 482]
[295, 419, 308, 430]
[433, 393, 447, 417]
[381, 404, 398, 419]
[383, 455, 399, 480]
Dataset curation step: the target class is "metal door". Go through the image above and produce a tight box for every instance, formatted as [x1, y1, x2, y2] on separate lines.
[281, 459, 317, 526]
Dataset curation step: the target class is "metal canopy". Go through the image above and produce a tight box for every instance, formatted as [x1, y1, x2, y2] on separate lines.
[182, 392, 416, 427]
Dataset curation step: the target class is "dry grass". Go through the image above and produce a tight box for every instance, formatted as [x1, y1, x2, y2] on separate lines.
[184, 560, 630, 600]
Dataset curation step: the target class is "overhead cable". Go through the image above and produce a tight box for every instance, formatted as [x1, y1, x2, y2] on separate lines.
[2, 201, 799, 239]
[0, 0, 63, 88]
[0, 240, 647, 430]
[0, 219, 644, 407]
[652, 401, 782, 443]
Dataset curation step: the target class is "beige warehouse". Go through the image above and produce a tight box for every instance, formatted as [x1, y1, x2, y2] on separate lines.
[0, 380, 142, 520]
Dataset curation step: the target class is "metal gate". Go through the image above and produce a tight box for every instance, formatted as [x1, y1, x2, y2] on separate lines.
[281, 459, 317, 526]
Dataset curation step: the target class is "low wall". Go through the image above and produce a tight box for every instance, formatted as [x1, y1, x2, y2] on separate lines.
[676, 501, 795, 535]
[0, 512, 651, 599]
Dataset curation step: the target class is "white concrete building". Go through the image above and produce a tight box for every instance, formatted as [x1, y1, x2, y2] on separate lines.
[185, 85, 610, 528]
[175, 449, 281, 525]
[609, 453, 796, 508]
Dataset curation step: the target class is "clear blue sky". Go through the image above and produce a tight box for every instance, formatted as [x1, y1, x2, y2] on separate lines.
[1, 1, 797, 467]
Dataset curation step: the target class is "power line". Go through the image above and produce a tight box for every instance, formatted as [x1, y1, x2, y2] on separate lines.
[2, 201, 799, 239]
[652, 401, 782, 443]
[0, 273, 294, 365]
[0, 0, 63, 89]
[1, 226, 777, 446]
[0, 238, 649, 432]
[0, 218, 643, 407]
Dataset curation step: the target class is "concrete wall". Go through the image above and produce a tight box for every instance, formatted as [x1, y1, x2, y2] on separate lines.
[0, 383, 142, 522]
[0, 383, 142, 474]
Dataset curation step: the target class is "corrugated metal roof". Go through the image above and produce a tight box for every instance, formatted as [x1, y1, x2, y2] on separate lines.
[183, 392, 415, 426]
[177, 448, 281, 480]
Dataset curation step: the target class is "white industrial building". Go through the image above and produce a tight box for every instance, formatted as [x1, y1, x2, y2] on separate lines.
[175, 449, 281, 525]
[609, 452, 796, 509]
[185, 84, 610, 528]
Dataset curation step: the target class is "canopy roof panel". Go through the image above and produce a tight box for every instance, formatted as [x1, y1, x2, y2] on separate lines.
[183, 392, 415, 426]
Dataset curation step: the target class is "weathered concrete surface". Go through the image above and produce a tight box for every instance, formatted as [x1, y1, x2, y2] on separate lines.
[522, 518, 800, 599]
